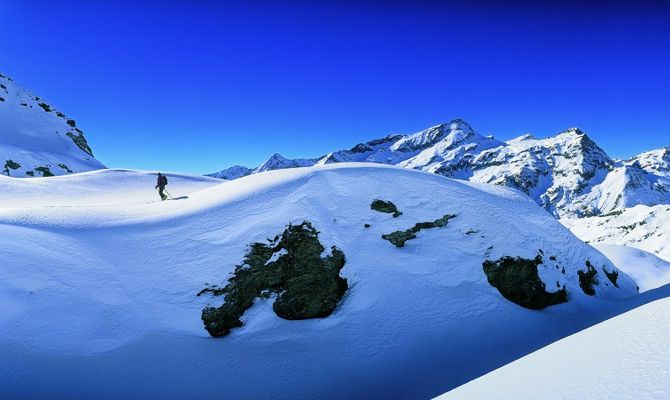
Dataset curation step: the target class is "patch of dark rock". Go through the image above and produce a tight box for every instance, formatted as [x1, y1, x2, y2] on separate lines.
[25, 170, 34, 176]
[66, 132, 94, 156]
[66, 119, 76, 127]
[198, 221, 347, 338]
[34, 166, 54, 177]
[38, 102, 52, 112]
[482, 254, 568, 310]
[371, 199, 402, 217]
[578, 261, 598, 296]
[364, 223, 371, 228]
[58, 163, 73, 173]
[382, 214, 457, 247]
[603, 268, 619, 288]
[3, 159, 20, 175]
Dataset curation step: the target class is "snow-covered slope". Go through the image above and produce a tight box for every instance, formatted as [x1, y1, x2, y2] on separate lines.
[593, 244, 670, 292]
[0, 164, 644, 399]
[562, 204, 670, 262]
[0, 73, 105, 177]
[437, 287, 670, 400]
[208, 120, 670, 220]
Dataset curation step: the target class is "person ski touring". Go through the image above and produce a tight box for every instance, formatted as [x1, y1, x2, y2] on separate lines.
[155, 172, 169, 201]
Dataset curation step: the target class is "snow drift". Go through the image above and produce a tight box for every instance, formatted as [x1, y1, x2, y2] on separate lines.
[0, 164, 645, 399]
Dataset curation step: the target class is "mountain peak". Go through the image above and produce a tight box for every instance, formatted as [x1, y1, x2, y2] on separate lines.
[0, 73, 105, 177]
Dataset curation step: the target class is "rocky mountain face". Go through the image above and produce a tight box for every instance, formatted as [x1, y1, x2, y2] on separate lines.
[209, 120, 669, 219]
[0, 73, 105, 177]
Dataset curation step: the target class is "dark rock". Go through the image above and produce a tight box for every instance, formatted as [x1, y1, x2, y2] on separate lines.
[483, 255, 568, 310]
[371, 199, 402, 217]
[199, 221, 347, 338]
[382, 214, 456, 247]
[578, 260, 599, 295]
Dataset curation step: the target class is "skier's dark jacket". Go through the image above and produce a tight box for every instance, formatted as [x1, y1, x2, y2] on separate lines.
[156, 174, 168, 187]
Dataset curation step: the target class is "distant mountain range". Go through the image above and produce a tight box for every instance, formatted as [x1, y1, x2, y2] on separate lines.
[209, 119, 670, 219]
[0, 73, 105, 177]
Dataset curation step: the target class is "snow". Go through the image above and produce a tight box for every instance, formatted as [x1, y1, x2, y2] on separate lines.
[562, 204, 670, 262]
[0, 73, 105, 176]
[437, 287, 670, 400]
[593, 244, 670, 292]
[0, 163, 646, 398]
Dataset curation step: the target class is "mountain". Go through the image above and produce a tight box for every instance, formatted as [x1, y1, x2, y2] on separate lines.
[0, 164, 643, 398]
[0, 73, 105, 177]
[208, 120, 670, 219]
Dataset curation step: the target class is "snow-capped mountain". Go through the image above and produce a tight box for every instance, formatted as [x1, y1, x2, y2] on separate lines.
[0, 164, 644, 398]
[209, 120, 670, 220]
[0, 72, 105, 177]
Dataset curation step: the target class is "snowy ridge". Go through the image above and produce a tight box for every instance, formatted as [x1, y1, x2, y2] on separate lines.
[208, 121, 670, 220]
[0, 73, 105, 177]
[0, 164, 644, 398]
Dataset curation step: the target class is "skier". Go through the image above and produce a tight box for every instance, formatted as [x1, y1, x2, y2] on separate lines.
[155, 172, 169, 201]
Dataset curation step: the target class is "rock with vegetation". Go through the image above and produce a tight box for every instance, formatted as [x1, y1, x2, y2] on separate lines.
[198, 221, 347, 338]
[483, 254, 568, 310]
[382, 214, 457, 247]
[371, 199, 402, 217]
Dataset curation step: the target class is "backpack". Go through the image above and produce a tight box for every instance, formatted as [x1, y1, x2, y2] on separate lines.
[162, 175, 168, 186]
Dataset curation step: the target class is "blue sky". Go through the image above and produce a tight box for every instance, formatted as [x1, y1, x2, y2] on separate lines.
[1, 0, 669, 174]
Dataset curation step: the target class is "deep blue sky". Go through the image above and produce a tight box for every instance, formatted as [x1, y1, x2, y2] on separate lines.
[1, 1, 669, 174]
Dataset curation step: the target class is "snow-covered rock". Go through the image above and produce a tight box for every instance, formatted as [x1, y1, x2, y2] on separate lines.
[0, 73, 105, 177]
[0, 164, 642, 398]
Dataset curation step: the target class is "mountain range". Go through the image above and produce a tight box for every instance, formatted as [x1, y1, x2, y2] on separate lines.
[210, 119, 670, 220]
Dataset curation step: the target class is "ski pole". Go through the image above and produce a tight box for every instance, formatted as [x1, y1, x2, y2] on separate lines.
[164, 189, 173, 199]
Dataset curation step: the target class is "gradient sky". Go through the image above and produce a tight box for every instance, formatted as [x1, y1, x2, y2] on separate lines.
[1, 0, 669, 174]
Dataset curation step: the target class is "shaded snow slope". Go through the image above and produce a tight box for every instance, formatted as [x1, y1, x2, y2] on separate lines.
[438, 287, 670, 400]
[0, 164, 645, 399]
[0, 73, 105, 177]
[594, 244, 670, 292]
[562, 204, 670, 262]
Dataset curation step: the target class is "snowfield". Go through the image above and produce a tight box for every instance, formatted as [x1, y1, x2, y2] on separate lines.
[0, 163, 658, 399]
[562, 204, 670, 262]
[592, 244, 670, 292]
[437, 286, 670, 400]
